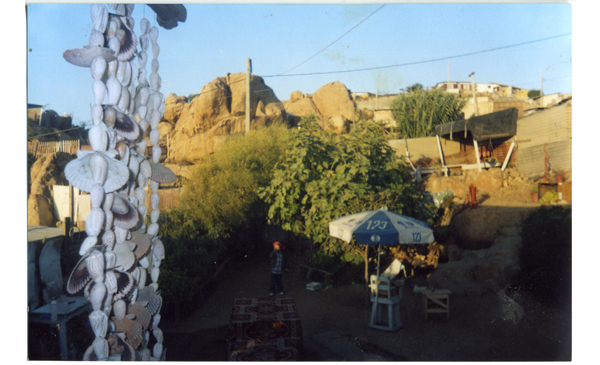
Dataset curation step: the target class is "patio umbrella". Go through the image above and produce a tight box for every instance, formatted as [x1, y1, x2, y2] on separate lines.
[329, 206, 435, 322]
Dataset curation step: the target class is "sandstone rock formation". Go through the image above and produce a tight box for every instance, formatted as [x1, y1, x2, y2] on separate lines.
[164, 73, 288, 164]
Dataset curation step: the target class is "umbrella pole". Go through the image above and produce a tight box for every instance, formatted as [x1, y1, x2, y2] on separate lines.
[373, 245, 381, 323]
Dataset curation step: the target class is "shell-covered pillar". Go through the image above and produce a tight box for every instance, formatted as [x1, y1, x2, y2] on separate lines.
[63, 3, 175, 361]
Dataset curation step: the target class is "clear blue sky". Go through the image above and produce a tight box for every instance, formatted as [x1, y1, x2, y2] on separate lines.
[26, 2, 572, 126]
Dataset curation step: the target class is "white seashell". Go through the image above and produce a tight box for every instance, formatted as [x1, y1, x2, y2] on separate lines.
[91, 104, 103, 125]
[139, 119, 149, 135]
[105, 210, 114, 231]
[138, 86, 150, 106]
[103, 192, 114, 211]
[150, 193, 160, 210]
[153, 327, 164, 343]
[130, 62, 138, 85]
[149, 111, 160, 130]
[114, 299, 127, 321]
[138, 67, 148, 86]
[90, 282, 107, 311]
[138, 205, 147, 222]
[113, 242, 135, 271]
[115, 226, 128, 243]
[116, 61, 127, 84]
[138, 267, 147, 289]
[115, 4, 127, 16]
[152, 314, 161, 330]
[102, 228, 115, 250]
[130, 286, 138, 304]
[138, 50, 148, 68]
[92, 80, 106, 105]
[153, 238, 165, 260]
[79, 236, 98, 256]
[140, 34, 150, 53]
[136, 138, 147, 155]
[128, 155, 140, 178]
[106, 76, 122, 105]
[153, 342, 163, 359]
[85, 250, 105, 283]
[125, 4, 135, 17]
[150, 209, 160, 224]
[112, 109, 140, 141]
[159, 101, 165, 116]
[149, 129, 160, 146]
[83, 345, 94, 361]
[152, 145, 162, 163]
[89, 310, 108, 338]
[111, 193, 139, 229]
[86, 208, 105, 238]
[90, 152, 109, 185]
[93, 336, 109, 360]
[103, 292, 113, 316]
[104, 270, 118, 294]
[152, 44, 160, 59]
[140, 18, 150, 35]
[103, 105, 117, 129]
[138, 105, 147, 119]
[107, 59, 118, 78]
[131, 267, 140, 283]
[122, 61, 132, 87]
[90, 183, 105, 209]
[129, 196, 139, 208]
[149, 26, 159, 44]
[91, 4, 108, 33]
[106, 129, 117, 150]
[149, 282, 159, 292]
[149, 72, 161, 92]
[107, 18, 118, 38]
[104, 250, 117, 269]
[140, 348, 152, 361]
[65, 152, 129, 194]
[108, 36, 121, 58]
[89, 125, 108, 151]
[140, 159, 152, 179]
[139, 256, 150, 269]
[151, 58, 159, 74]
[150, 180, 159, 192]
[152, 255, 162, 269]
[118, 86, 130, 112]
[147, 223, 159, 237]
[91, 55, 107, 81]
[89, 29, 105, 48]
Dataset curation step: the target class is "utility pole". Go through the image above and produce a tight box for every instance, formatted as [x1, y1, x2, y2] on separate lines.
[245, 57, 252, 134]
[540, 73, 544, 97]
[469, 72, 479, 116]
[447, 61, 450, 83]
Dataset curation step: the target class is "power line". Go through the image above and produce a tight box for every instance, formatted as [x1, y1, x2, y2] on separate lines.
[275, 4, 386, 76]
[263, 32, 571, 78]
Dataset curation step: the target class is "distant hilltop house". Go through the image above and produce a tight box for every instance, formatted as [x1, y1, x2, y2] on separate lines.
[434, 81, 530, 101]
[27, 103, 73, 130]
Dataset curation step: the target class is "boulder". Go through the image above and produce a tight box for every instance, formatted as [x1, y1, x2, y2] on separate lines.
[163, 163, 193, 180]
[426, 257, 488, 296]
[28, 194, 55, 226]
[283, 97, 322, 121]
[472, 235, 521, 291]
[326, 114, 350, 135]
[311, 82, 356, 130]
[290, 90, 303, 102]
[163, 93, 187, 124]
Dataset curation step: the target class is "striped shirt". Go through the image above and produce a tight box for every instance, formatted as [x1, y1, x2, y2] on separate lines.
[271, 252, 283, 274]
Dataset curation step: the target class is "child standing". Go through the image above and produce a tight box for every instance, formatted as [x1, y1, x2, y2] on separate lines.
[269, 241, 285, 296]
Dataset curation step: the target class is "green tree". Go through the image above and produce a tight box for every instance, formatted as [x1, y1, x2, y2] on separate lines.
[527, 89, 541, 98]
[406, 83, 424, 92]
[391, 89, 466, 139]
[258, 115, 434, 282]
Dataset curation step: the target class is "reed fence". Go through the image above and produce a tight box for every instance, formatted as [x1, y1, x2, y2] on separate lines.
[28, 140, 81, 158]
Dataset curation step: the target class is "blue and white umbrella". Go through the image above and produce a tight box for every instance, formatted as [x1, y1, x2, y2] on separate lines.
[329, 206, 435, 247]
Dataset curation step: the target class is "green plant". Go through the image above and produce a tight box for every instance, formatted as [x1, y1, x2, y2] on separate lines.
[530, 186, 538, 193]
[390, 89, 466, 139]
[519, 206, 571, 307]
[527, 89, 541, 98]
[539, 190, 559, 204]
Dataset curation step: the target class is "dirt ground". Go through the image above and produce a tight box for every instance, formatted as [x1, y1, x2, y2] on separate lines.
[159, 252, 571, 361]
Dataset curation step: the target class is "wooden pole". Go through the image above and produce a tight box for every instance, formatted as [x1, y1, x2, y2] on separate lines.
[474, 139, 482, 172]
[245, 57, 251, 134]
[436, 135, 447, 176]
[501, 141, 515, 171]
[469, 72, 479, 117]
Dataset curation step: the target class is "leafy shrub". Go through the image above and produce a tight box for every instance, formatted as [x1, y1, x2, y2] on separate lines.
[519, 206, 571, 307]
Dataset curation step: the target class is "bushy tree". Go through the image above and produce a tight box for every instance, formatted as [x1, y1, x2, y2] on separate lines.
[391, 88, 466, 138]
[527, 89, 541, 98]
[258, 115, 434, 282]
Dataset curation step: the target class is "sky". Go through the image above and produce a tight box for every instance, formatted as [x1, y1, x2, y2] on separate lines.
[25, 1, 572, 126]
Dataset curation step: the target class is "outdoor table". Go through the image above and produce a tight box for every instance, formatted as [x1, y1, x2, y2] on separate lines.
[28, 296, 91, 360]
[227, 297, 302, 361]
[422, 289, 451, 320]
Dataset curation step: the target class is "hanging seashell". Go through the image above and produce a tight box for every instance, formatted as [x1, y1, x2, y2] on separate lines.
[107, 59, 118, 78]
[86, 208, 105, 238]
[90, 152, 109, 186]
[129, 302, 152, 330]
[138, 119, 149, 135]
[153, 238, 165, 261]
[79, 236, 98, 256]
[151, 58, 159, 74]
[92, 79, 106, 106]
[153, 342, 163, 359]
[113, 242, 135, 272]
[140, 18, 150, 35]
[91, 56, 107, 81]
[116, 60, 127, 84]
[89, 309, 108, 338]
[149, 26, 159, 44]
[111, 193, 139, 229]
[93, 336, 109, 360]
[90, 183, 105, 209]
[138, 67, 148, 87]
[152, 43, 160, 60]
[140, 34, 149, 53]
[112, 315, 143, 349]
[104, 250, 117, 269]
[104, 270, 118, 294]
[149, 162, 176, 184]
[106, 129, 117, 151]
[147, 223, 159, 237]
[102, 227, 115, 250]
[86, 249, 105, 283]
[106, 76, 122, 105]
[138, 205, 147, 226]
[103, 192, 115, 211]
[150, 193, 160, 210]
[130, 230, 152, 260]
[91, 3, 109, 33]
[149, 111, 161, 130]
[150, 209, 160, 224]
[91, 104, 103, 126]
[138, 86, 150, 106]
[112, 15, 137, 62]
[113, 109, 140, 141]
[149, 72, 161, 92]
[117, 86, 130, 112]
[83, 345, 96, 361]
[108, 332, 135, 361]
[111, 270, 135, 301]
[63, 46, 116, 67]
[107, 18, 118, 38]
[136, 138, 147, 156]
[107, 36, 121, 58]
[89, 282, 107, 312]
[101, 106, 115, 129]
[152, 313, 161, 329]
[89, 29, 105, 48]
[150, 180, 159, 192]
[153, 327, 164, 343]
[114, 4, 127, 16]
[137, 266, 147, 290]
[151, 92, 163, 110]
[137, 105, 147, 120]
[139, 256, 150, 269]
[89, 125, 108, 152]
[140, 348, 152, 361]
[122, 61, 132, 87]
[125, 3, 135, 17]
[65, 151, 128, 193]
[139, 159, 152, 179]
[115, 226, 128, 244]
[149, 129, 160, 146]
[102, 292, 113, 316]
[113, 299, 127, 321]
[149, 282, 159, 292]
[128, 155, 140, 180]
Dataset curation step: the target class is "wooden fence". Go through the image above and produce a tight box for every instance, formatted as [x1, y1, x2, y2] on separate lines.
[28, 140, 80, 158]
